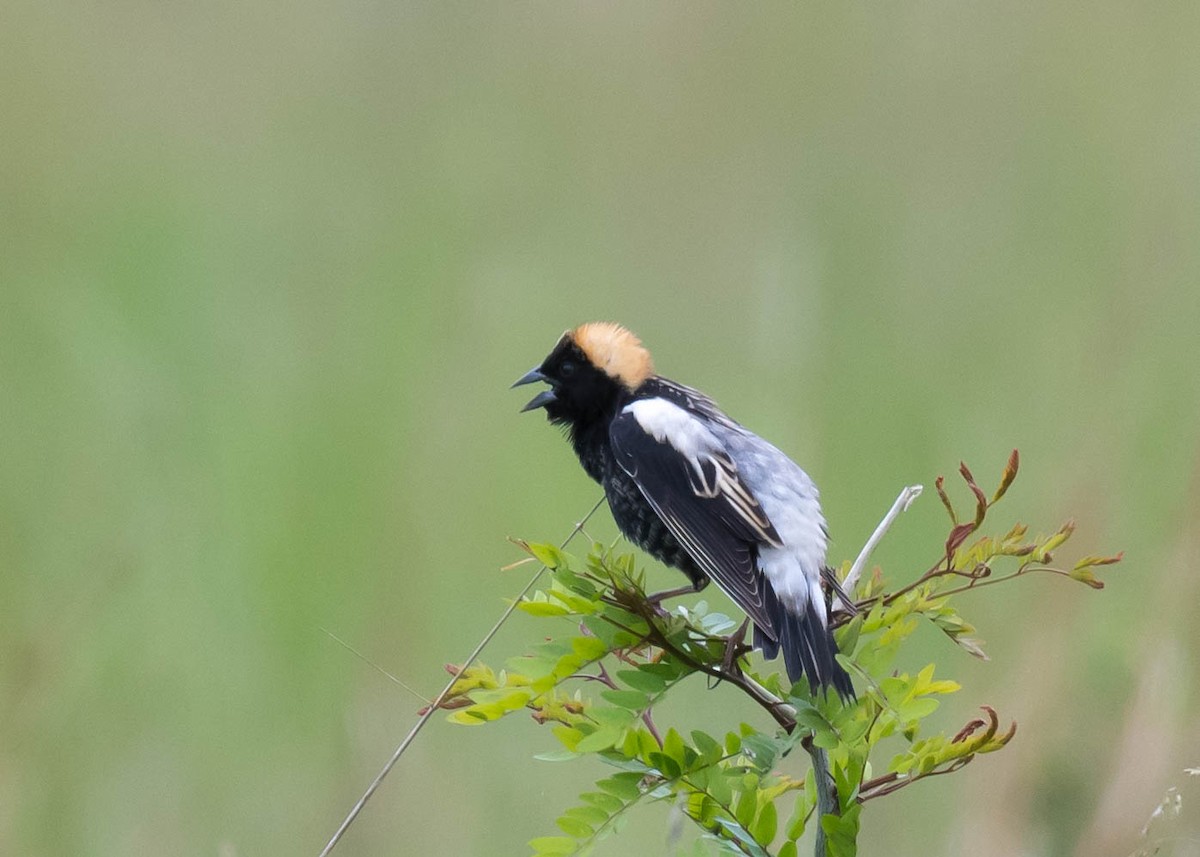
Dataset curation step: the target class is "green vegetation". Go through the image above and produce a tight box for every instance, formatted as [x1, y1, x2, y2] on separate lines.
[5, 5, 1199, 854]
[438, 454, 1119, 855]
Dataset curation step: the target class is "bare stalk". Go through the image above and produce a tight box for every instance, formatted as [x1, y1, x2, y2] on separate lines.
[837, 484, 923, 608]
[318, 496, 606, 857]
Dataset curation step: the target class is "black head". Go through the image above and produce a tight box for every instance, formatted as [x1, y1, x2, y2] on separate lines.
[513, 323, 655, 428]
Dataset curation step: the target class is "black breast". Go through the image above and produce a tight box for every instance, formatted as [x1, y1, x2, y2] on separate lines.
[602, 465, 705, 585]
[567, 400, 706, 587]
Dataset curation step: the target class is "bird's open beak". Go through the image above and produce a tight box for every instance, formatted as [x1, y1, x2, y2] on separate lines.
[512, 367, 556, 412]
[512, 367, 547, 388]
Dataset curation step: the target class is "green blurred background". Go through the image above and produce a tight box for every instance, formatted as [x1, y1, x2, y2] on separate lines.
[3, 3, 1199, 855]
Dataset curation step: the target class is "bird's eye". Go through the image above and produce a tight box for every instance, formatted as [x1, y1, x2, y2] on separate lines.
[560, 360, 577, 378]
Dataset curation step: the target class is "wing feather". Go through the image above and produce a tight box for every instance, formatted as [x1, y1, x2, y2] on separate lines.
[610, 402, 782, 637]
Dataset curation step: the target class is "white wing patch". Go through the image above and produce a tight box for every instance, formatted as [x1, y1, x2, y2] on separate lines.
[623, 398, 782, 548]
[624, 398, 719, 459]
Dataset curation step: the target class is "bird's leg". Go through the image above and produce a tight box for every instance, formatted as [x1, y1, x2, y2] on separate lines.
[645, 576, 709, 605]
[721, 617, 751, 677]
[642, 577, 709, 619]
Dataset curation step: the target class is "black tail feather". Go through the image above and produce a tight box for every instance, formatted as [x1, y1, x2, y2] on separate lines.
[753, 586, 854, 702]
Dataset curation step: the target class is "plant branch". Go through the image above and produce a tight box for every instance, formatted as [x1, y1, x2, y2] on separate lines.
[608, 596, 799, 733]
[808, 743, 836, 857]
[318, 495, 607, 857]
[934, 564, 1073, 598]
[610, 595, 841, 857]
[319, 627, 430, 705]
[598, 489, 933, 857]
[838, 484, 924, 607]
[858, 757, 972, 802]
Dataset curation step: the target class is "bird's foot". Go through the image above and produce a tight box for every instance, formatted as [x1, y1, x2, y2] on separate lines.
[720, 617, 751, 677]
[643, 580, 708, 618]
[645, 577, 710, 607]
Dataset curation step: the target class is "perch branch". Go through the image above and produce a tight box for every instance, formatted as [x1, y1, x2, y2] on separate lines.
[318, 495, 607, 857]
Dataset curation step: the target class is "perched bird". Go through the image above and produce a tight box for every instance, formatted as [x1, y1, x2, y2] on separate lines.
[513, 322, 853, 700]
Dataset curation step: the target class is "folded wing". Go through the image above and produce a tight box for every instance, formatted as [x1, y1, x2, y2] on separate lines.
[609, 398, 782, 637]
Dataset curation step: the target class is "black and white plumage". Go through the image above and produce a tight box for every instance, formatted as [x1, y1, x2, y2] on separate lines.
[514, 322, 853, 700]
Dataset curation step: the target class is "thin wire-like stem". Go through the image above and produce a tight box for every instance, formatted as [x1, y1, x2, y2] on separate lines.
[876, 557, 1068, 609]
[320, 627, 430, 704]
[932, 564, 1069, 598]
[318, 496, 606, 857]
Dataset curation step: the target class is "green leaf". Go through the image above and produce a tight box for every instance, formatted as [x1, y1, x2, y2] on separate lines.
[750, 798, 778, 845]
[686, 791, 715, 825]
[600, 690, 650, 711]
[567, 804, 609, 827]
[576, 726, 623, 754]
[691, 730, 723, 763]
[590, 705, 637, 731]
[526, 542, 567, 569]
[580, 791, 623, 813]
[740, 732, 779, 773]
[663, 728, 688, 765]
[618, 729, 639, 758]
[550, 562, 583, 586]
[835, 615, 862, 657]
[786, 789, 810, 841]
[1068, 566, 1105, 589]
[639, 660, 684, 680]
[647, 751, 682, 779]
[617, 668, 668, 694]
[709, 766, 736, 806]
[519, 600, 571, 617]
[548, 589, 600, 613]
[582, 614, 641, 649]
[821, 803, 861, 857]
[597, 772, 642, 801]
[700, 612, 738, 634]
[908, 664, 961, 698]
[794, 707, 833, 733]
[712, 818, 773, 857]
[1032, 520, 1075, 562]
[447, 707, 490, 725]
[553, 726, 583, 751]
[571, 636, 608, 660]
[495, 690, 532, 710]
[926, 679, 961, 695]
[555, 815, 593, 838]
[529, 835, 576, 855]
[636, 728, 660, 759]
[733, 787, 758, 832]
[534, 750, 578, 762]
[812, 729, 840, 750]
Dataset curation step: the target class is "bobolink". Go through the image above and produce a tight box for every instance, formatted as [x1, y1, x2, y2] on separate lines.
[514, 322, 853, 700]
